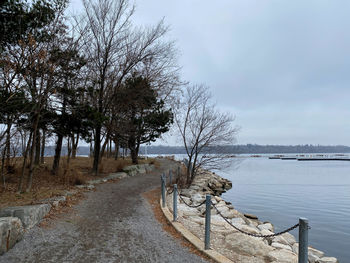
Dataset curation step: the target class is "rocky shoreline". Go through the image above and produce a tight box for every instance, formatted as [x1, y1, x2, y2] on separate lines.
[166, 167, 338, 263]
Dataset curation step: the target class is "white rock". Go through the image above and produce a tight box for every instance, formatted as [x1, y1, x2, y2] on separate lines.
[268, 249, 298, 263]
[281, 232, 297, 246]
[317, 257, 338, 263]
[271, 242, 292, 251]
[191, 193, 205, 204]
[257, 223, 274, 232]
[231, 217, 246, 226]
[308, 253, 320, 263]
[177, 204, 200, 217]
[308, 246, 325, 258]
[225, 232, 274, 257]
[272, 235, 289, 246]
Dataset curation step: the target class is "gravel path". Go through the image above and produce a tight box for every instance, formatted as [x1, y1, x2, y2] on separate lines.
[0, 159, 209, 263]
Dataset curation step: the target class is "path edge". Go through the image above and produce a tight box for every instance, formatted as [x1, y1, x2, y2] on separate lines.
[159, 197, 234, 263]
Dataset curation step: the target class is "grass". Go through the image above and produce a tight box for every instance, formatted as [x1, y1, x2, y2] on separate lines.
[0, 156, 156, 209]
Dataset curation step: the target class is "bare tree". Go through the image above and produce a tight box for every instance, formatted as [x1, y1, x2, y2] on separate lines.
[175, 84, 239, 184]
[79, 0, 181, 174]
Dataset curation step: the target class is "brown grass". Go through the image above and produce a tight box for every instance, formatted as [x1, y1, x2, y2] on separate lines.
[0, 156, 155, 209]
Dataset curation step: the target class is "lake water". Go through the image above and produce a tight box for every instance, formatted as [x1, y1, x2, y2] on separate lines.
[220, 157, 350, 262]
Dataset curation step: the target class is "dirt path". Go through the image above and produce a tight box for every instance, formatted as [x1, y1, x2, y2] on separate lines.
[0, 159, 209, 263]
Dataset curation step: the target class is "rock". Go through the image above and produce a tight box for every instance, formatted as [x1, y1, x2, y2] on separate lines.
[191, 193, 205, 204]
[214, 196, 223, 202]
[317, 257, 338, 263]
[0, 217, 24, 255]
[106, 172, 128, 180]
[220, 208, 236, 219]
[308, 247, 325, 258]
[177, 204, 200, 217]
[268, 249, 298, 263]
[122, 165, 138, 176]
[231, 217, 246, 226]
[271, 242, 292, 251]
[308, 253, 320, 263]
[257, 223, 274, 232]
[272, 235, 289, 246]
[281, 232, 297, 246]
[260, 229, 274, 244]
[0, 204, 51, 229]
[225, 232, 274, 257]
[244, 213, 258, 220]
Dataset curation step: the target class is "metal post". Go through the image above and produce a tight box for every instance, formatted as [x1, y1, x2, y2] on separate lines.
[298, 218, 309, 263]
[169, 170, 172, 186]
[173, 184, 177, 221]
[161, 175, 166, 207]
[204, 194, 211, 250]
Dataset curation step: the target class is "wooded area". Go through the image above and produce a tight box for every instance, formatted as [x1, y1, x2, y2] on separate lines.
[0, 0, 179, 192]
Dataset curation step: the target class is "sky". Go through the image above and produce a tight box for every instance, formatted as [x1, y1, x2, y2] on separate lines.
[68, 0, 350, 146]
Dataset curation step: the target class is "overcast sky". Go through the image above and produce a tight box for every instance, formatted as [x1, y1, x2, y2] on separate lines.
[69, 0, 350, 146]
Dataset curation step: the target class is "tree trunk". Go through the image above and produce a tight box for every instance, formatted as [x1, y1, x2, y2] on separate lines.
[1, 148, 6, 189]
[26, 114, 40, 192]
[71, 132, 79, 159]
[114, 139, 119, 160]
[18, 131, 32, 193]
[40, 129, 45, 164]
[100, 132, 110, 162]
[34, 130, 41, 165]
[5, 117, 12, 172]
[52, 134, 63, 175]
[92, 125, 101, 175]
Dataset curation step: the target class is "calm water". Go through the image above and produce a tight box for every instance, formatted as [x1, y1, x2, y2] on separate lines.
[220, 157, 350, 262]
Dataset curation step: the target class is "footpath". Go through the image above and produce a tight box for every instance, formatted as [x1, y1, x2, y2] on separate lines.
[0, 159, 209, 263]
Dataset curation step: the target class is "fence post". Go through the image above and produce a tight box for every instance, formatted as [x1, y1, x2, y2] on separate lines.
[169, 170, 172, 186]
[204, 194, 211, 250]
[161, 174, 166, 208]
[298, 218, 309, 263]
[173, 184, 177, 221]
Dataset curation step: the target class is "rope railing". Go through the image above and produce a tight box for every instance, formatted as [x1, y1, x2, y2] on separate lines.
[160, 166, 310, 263]
[211, 202, 300, 238]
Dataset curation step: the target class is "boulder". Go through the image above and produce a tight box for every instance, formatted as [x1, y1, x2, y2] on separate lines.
[244, 213, 258, 220]
[271, 242, 292, 251]
[317, 257, 338, 263]
[0, 217, 24, 255]
[308, 247, 325, 258]
[257, 223, 274, 232]
[280, 232, 297, 246]
[106, 172, 128, 180]
[225, 232, 274, 257]
[0, 204, 51, 229]
[268, 249, 298, 263]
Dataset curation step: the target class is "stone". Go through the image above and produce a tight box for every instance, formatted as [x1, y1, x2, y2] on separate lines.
[317, 257, 338, 263]
[244, 213, 258, 220]
[268, 249, 298, 263]
[271, 242, 292, 251]
[308, 247, 325, 258]
[220, 208, 236, 219]
[231, 217, 246, 226]
[272, 235, 289, 246]
[225, 232, 274, 257]
[177, 204, 200, 217]
[106, 172, 128, 180]
[308, 253, 320, 263]
[0, 204, 51, 229]
[191, 193, 205, 204]
[281, 232, 297, 246]
[0, 217, 24, 255]
[257, 223, 274, 232]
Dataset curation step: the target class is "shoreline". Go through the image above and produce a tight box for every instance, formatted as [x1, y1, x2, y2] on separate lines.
[166, 164, 338, 263]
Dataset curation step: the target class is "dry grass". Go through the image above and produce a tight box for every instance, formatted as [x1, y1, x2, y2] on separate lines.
[0, 156, 155, 209]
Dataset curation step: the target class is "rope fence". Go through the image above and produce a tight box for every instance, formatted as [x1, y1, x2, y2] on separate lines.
[160, 166, 310, 263]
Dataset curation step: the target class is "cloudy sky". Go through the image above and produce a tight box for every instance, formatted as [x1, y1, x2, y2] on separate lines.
[69, 0, 350, 145]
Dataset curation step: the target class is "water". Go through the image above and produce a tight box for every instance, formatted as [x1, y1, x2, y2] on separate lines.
[220, 157, 350, 262]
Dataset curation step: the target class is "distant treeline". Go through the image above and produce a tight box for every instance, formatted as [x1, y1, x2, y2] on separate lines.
[45, 144, 350, 156]
[138, 144, 350, 154]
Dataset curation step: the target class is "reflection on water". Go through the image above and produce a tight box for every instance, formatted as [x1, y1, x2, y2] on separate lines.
[220, 157, 350, 262]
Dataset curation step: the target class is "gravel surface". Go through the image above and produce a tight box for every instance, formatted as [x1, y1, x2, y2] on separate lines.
[0, 159, 209, 263]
